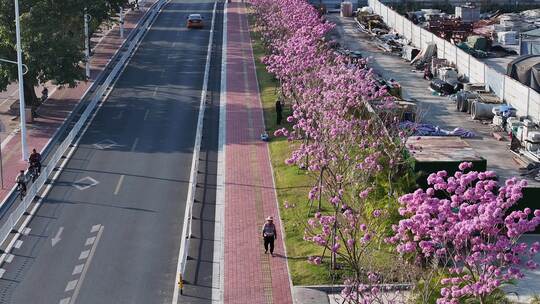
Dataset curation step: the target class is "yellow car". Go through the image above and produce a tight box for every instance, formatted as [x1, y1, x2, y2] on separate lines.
[187, 14, 204, 29]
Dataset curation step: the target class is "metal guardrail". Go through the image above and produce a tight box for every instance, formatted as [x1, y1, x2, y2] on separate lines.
[175, 0, 218, 296]
[0, 0, 167, 248]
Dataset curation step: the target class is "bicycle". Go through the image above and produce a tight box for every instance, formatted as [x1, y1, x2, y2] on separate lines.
[16, 182, 26, 200]
[29, 163, 40, 182]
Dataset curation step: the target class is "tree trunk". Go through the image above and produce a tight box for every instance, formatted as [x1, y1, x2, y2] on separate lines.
[23, 79, 38, 107]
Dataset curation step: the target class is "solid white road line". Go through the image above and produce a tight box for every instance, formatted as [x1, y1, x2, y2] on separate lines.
[131, 137, 139, 152]
[212, 1, 227, 303]
[114, 175, 125, 195]
[172, 0, 218, 303]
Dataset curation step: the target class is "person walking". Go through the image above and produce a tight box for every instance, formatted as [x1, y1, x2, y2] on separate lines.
[262, 216, 277, 256]
[275, 99, 283, 125]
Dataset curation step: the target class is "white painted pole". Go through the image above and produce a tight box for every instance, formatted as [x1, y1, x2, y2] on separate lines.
[120, 7, 124, 39]
[14, 0, 28, 161]
[84, 8, 91, 78]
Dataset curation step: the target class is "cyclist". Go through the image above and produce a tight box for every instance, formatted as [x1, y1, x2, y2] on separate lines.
[29, 148, 42, 175]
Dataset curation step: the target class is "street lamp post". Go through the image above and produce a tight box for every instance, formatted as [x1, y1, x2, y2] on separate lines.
[84, 8, 91, 78]
[120, 6, 124, 39]
[14, 0, 28, 161]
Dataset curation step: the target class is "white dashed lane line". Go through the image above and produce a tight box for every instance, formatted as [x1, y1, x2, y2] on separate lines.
[61, 224, 104, 304]
[72, 264, 84, 276]
[79, 250, 90, 260]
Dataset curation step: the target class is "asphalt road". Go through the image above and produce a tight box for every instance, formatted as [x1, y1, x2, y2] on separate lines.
[0, 0, 221, 303]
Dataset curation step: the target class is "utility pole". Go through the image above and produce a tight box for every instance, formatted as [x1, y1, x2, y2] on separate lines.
[84, 8, 91, 78]
[120, 6, 124, 39]
[14, 0, 28, 161]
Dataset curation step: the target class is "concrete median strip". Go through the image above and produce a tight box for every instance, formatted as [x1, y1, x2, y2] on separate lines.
[212, 1, 227, 303]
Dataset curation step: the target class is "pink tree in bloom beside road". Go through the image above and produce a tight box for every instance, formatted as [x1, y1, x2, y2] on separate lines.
[250, 0, 540, 303]
[387, 163, 540, 303]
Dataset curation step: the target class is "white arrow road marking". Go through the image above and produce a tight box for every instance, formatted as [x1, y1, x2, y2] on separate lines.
[51, 227, 64, 247]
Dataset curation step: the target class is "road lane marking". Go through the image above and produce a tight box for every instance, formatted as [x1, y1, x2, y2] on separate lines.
[14, 240, 22, 249]
[70, 225, 104, 304]
[91, 225, 100, 233]
[131, 137, 139, 152]
[72, 264, 84, 275]
[79, 250, 90, 260]
[114, 175, 125, 195]
[85, 236, 96, 246]
[73, 176, 99, 190]
[5, 254, 13, 263]
[93, 139, 118, 150]
[59, 298, 70, 304]
[153, 87, 159, 97]
[51, 226, 64, 247]
[65, 280, 78, 292]
[144, 109, 150, 120]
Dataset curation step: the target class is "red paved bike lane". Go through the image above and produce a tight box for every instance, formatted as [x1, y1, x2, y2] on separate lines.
[0, 2, 157, 201]
[224, 2, 293, 303]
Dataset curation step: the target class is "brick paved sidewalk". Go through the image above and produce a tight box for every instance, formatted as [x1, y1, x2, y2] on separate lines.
[224, 2, 293, 304]
[0, 2, 157, 200]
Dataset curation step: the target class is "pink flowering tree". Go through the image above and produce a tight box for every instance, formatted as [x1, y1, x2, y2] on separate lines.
[388, 162, 540, 303]
[250, 0, 417, 301]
